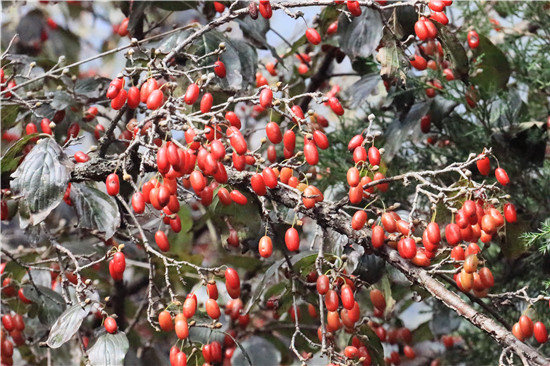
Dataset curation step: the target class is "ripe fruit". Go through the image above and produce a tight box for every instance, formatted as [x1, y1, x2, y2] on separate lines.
[259, 87, 273, 108]
[504, 203, 517, 223]
[368, 146, 381, 166]
[371, 225, 385, 248]
[340, 285, 355, 310]
[155, 230, 170, 251]
[225, 267, 240, 290]
[158, 311, 174, 331]
[175, 314, 189, 339]
[513, 322, 524, 341]
[104, 317, 117, 333]
[258, 235, 273, 258]
[200, 93, 213, 113]
[328, 97, 344, 115]
[230, 189, 247, 205]
[184, 83, 200, 105]
[426, 222, 441, 243]
[398, 238, 417, 259]
[478, 267, 494, 288]
[305, 28, 321, 45]
[147, 89, 164, 110]
[327, 21, 338, 35]
[533, 322, 548, 343]
[214, 60, 226, 78]
[410, 54, 427, 70]
[344, 346, 359, 359]
[262, 167, 278, 188]
[183, 294, 197, 318]
[316, 275, 329, 295]
[351, 210, 367, 230]
[206, 298, 221, 319]
[519, 315, 534, 338]
[266, 122, 282, 144]
[445, 223, 461, 246]
[495, 167, 510, 186]
[2, 315, 14, 331]
[304, 141, 319, 165]
[476, 154, 491, 175]
[370, 289, 386, 311]
[325, 289, 339, 312]
[346, 0, 362, 16]
[105, 173, 119, 196]
[111, 88, 127, 110]
[127, 86, 140, 109]
[74, 151, 89, 163]
[467, 30, 480, 49]
[285, 228, 300, 251]
[415, 17, 429, 40]
[251, 174, 267, 196]
[381, 212, 397, 233]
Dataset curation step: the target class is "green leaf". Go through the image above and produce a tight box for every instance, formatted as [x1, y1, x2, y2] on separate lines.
[50, 91, 74, 110]
[70, 183, 121, 239]
[231, 336, 280, 366]
[1, 105, 20, 130]
[232, 40, 258, 89]
[0, 134, 39, 174]
[48, 27, 81, 66]
[411, 320, 433, 343]
[347, 73, 381, 109]
[436, 25, 469, 83]
[10, 138, 73, 225]
[471, 34, 510, 91]
[88, 332, 129, 366]
[383, 101, 431, 162]
[357, 323, 385, 366]
[46, 304, 90, 348]
[22, 285, 66, 326]
[243, 258, 286, 314]
[214, 330, 253, 366]
[74, 77, 111, 100]
[338, 8, 383, 60]
[376, 31, 408, 82]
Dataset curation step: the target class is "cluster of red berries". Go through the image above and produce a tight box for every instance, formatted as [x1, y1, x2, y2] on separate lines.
[512, 315, 548, 344]
[1, 313, 26, 366]
[156, 267, 241, 366]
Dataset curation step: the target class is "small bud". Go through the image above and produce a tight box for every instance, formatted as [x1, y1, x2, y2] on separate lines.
[89, 145, 97, 151]
[272, 99, 280, 106]
[378, 147, 385, 154]
[35, 102, 42, 107]
[260, 137, 267, 144]
[62, 68, 69, 74]
[307, 109, 314, 116]
[118, 244, 125, 250]
[131, 38, 138, 45]
[85, 279, 92, 285]
[105, 296, 110, 302]
[215, 322, 223, 328]
[368, 113, 376, 122]
[227, 96, 234, 103]
[219, 42, 226, 49]
[49, 121, 56, 129]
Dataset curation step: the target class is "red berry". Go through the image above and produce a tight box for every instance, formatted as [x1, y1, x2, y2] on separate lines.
[127, 86, 140, 109]
[265, 122, 282, 144]
[158, 310, 173, 331]
[534, 322, 548, 344]
[111, 88, 127, 110]
[259, 87, 273, 108]
[519, 315, 534, 338]
[328, 97, 344, 115]
[258, 235, 273, 258]
[105, 173, 119, 196]
[229, 189, 247, 205]
[155, 230, 170, 251]
[398, 237, 417, 259]
[74, 151, 89, 163]
[467, 30, 480, 49]
[410, 54, 427, 70]
[251, 174, 267, 196]
[214, 61, 226, 78]
[104, 317, 117, 334]
[346, 0, 362, 16]
[495, 167, 510, 186]
[324, 289, 339, 312]
[305, 28, 321, 45]
[351, 210, 367, 230]
[200, 93, 213, 113]
[285, 228, 300, 251]
[206, 298, 221, 319]
[184, 83, 199, 105]
[368, 146, 381, 166]
[504, 203, 517, 223]
[147, 89, 164, 110]
[225, 267, 240, 290]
